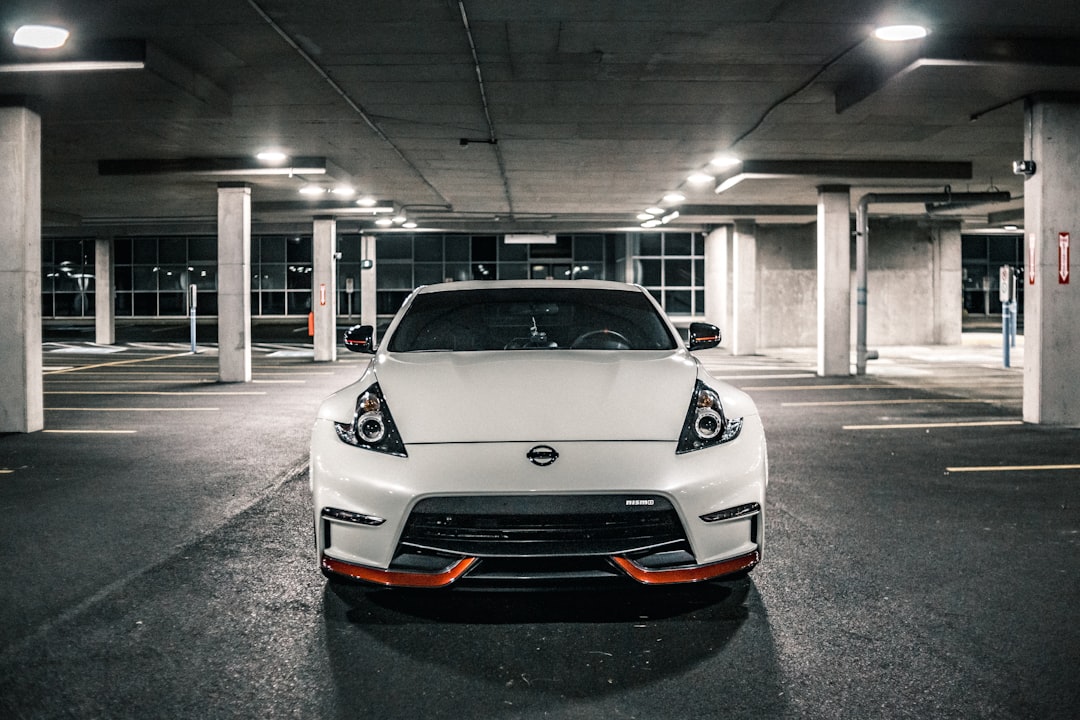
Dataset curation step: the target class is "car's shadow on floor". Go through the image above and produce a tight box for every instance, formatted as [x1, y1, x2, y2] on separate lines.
[328, 577, 752, 625]
[320, 577, 789, 716]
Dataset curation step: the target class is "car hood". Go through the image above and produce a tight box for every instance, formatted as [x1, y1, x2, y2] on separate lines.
[372, 351, 699, 444]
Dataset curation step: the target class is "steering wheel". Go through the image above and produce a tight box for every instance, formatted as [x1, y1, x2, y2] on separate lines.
[570, 329, 632, 350]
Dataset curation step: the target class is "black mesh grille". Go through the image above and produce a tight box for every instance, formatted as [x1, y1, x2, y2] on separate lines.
[399, 494, 688, 557]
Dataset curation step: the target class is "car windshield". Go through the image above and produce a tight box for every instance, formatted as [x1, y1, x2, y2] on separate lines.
[386, 287, 679, 352]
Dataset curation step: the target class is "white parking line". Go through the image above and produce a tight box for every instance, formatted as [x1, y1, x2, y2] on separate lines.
[844, 420, 1023, 430]
[43, 429, 138, 434]
[714, 373, 817, 380]
[745, 384, 895, 391]
[46, 407, 221, 412]
[45, 391, 266, 396]
[946, 464, 1080, 473]
[783, 399, 991, 407]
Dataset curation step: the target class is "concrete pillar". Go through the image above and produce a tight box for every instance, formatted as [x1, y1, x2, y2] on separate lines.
[312, 217, 338, 362]
[932, 221, 963, 345]
[95, 236, 115, 345]
[731, 220, 757, 356]
[817, 185, 852, 376]
[216, 183, 252, 382]
[0, 105, 43, 433]
[704, 226, 731, 345]
[360, 235, 378, 342]
[1023, 97, 1080, 426]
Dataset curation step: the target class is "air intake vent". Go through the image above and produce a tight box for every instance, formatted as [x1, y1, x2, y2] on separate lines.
[399, 494, 688, 557]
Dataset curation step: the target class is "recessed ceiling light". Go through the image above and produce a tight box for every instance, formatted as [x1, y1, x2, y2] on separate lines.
[331, 185, 355, 196]
[299, 184, 325, 195]
[687, 172, 715, 185]
[403, 221, 418, 229]
[709, 155, 741, 169]
[641, 219, 662, 228]
[375, 217, 393, 226]
[663, 192, 686, 204]
[645, 206, 664, 215]
[356, 196, 377, 207]
[873, 25, 929, 42]
[256, 150, 288, 163]
[637, 213, 655, 221]
[13, 25, 70, 50]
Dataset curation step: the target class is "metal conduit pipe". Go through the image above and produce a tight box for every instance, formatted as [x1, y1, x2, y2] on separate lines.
[855, 190, 1012, 375]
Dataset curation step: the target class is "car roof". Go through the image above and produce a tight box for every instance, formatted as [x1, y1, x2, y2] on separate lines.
[413, 279, 646, 294]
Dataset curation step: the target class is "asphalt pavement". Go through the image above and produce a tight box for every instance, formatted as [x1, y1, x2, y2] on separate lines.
[1, 333, 1077, 719]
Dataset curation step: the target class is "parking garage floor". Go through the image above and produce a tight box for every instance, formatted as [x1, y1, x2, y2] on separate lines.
[1, 336, 1077, 719]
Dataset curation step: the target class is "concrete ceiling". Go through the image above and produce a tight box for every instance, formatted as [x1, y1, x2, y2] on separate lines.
[3, 0, 1080, 234]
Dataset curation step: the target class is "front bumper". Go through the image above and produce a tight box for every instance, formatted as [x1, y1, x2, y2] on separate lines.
[311, 415, 767, 588]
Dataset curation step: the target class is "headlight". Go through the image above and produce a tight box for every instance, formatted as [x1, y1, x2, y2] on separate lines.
[334, 383, 408, 457]
[676, 380, 743, 454]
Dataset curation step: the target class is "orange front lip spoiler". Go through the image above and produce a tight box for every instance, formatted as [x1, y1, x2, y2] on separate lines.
[612, 550, 759, 585]
[322, 555, 477, 588]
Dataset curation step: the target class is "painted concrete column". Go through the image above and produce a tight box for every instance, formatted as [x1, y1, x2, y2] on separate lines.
[312, 217, 338, 362]
[360, 235, 378, 342]
[0, 105, 43, 433]
[216, 183, 252, 382]
[95, 235, 115, 345]
[731, 220, 757, 356]
[817, 185, 851, 376]
[1023, 97, 1080, 425]
[704, 226, 732, 345]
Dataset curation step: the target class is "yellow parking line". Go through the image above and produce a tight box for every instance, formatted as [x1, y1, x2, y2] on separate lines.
[783, 399, 990, 407]
[844, 420, 1023, 430]
[946, 464, 1080, 473]
[43, 352, 189, 375]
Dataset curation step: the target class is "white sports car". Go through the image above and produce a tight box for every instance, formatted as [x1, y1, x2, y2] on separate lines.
[310, 280, 767, 589]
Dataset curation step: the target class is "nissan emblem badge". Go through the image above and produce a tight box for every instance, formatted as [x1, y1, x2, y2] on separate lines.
[526, 445, 559, 467]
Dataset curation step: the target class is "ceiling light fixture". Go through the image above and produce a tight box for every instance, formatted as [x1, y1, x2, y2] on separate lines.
[710, 155, 741, 169]
[331, 185, 355, 197]
[403, 221, 418, 229]
[637, 213, 655, 221]
[255, 150, 288, 163]
[687, 172, 715, 185]
[13, 25, 70, 50]
[645, 206, 664, 215]
[663, 192, 686, 204]
[873, 25, 929, 42]
[299, 184, 326, 195]
[375, 217, 394, 226]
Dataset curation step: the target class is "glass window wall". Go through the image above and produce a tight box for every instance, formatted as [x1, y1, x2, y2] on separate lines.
[42, 231, 702, 320]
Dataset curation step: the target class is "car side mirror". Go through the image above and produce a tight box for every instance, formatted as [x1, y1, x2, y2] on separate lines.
[688, 322, 721, 351]
[343, 324, 376, 354]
